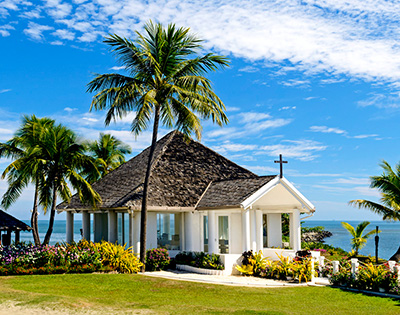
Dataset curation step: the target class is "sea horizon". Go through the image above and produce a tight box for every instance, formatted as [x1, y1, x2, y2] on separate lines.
[16, 219, 400, 260]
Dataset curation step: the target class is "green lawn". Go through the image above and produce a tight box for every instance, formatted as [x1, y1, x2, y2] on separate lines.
[0, 273, 398, 314]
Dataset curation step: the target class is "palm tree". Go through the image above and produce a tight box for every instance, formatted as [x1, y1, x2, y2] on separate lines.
[39, 123, 102, 245]
[85, 133, 131, 183]
[349, 160, 400, 260]
[341, 221, 379, 255]
[87, 21, 229, 269]
[0, 115, 55, 245]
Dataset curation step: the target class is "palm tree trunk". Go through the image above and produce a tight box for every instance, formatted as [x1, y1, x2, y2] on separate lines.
[140, 106, 160, 272]
[31, 181, 41, 245]
[43, 181, 58, 245]
[389, 245, 400, 261]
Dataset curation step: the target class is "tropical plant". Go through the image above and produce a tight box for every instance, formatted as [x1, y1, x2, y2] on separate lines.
[87, 21, 229, 270]
[348, 161, 400, 259]
[0, 115, 55, 245]
[85, 133, 131, 183]
[341, 221, 379, 255]
[145, 248, 170, 271]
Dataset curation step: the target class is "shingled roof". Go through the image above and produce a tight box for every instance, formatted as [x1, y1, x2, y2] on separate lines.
[59, 130, 271, 211]
[0, 210, 32, 231]
[196, 176, 276, 209]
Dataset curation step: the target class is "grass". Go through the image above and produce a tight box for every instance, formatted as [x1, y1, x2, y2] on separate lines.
[0, 273, 399, 314]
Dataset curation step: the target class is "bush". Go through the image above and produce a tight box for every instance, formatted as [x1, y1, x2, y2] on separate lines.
[145, 248, 170, 271]
[175, 251, 224, 270]
[94, 241, 143, 274]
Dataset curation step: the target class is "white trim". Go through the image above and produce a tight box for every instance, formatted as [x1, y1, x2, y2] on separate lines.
[241, 176, 280, 209]
[280, 177, 315, 212]
[241, 176, 315, 213]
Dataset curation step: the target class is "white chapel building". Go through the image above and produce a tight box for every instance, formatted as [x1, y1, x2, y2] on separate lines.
[58, 131, 315, 273]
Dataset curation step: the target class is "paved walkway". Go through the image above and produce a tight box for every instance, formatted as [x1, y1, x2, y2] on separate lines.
[144, 270, 330, 288]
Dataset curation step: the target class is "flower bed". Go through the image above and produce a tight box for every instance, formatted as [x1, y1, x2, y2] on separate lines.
[236, 250, 315, 283]
[174, 251, 224, 270]
[327, 260, 400, 294]
[0, 240, 142, 276]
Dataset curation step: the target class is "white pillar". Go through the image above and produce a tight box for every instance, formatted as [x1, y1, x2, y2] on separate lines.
[82, 212, 90, 241]
[289, 213, 294, 248]
[242, 208, 251, 252]
[129, 213, 133, 249]
[251, 210, 257, 252]
[291, 210, 301, 252]
[351, 258, 359, 277]
[185, 212, 193, 251]
[208, 210, 218, 254]
[332, 261, 339, 274]
[108, 211, 118, 243]
[255, 210, 263, 251]
[133, 212, 141, 255]
[66, 211, 74, 243]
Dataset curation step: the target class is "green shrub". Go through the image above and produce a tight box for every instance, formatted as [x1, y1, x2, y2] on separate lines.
[175, 251, 224, 270]
[145, 248, 170, 271]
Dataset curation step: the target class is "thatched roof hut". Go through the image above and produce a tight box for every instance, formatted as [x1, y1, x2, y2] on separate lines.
[0, 209, 31, 245]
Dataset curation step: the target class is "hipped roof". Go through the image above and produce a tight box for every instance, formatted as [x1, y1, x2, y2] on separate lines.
[59, 130, 271, 211]
[0, 210, 32, 231]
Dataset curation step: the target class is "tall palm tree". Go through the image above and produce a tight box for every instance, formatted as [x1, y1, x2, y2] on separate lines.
[341, 221, 379, 255]
[87, 21, 229, 269]
[0, 115, 55, 245]
[85, 133, 131, 183]
[38, 123, 102, 245]
[349, 160, 400, 260]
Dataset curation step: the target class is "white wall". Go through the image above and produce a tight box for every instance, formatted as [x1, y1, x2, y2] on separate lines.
[267, 213, 282, 247]
[230, 213, 242, 254]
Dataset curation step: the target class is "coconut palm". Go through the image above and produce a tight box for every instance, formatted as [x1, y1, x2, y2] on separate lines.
[349, 160, 400, 260]
[0, 115, 55, 245]
[341, 221, 379, 255]
[85, 133, 131, 183]
[38, 123, 101, 245]
[87, 21, 229, 269]
[0, 117, 101, 245]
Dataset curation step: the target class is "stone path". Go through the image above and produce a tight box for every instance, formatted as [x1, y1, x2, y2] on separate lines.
[144, 270, 330, 287]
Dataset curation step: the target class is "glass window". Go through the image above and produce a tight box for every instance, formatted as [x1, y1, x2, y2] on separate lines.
[157, 213, 181, 250]
[117, 213, 125, 246]
[218, 216, 229, 254]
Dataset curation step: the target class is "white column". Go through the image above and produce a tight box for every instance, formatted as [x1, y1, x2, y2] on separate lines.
[129, 213, 133, 249]
[133, 212, 141, 255]
[108, 211, 118, 243]
[242, 208, 251, 252]
[292, 209, 301, 252]
[66, 211, 74, 243]
[251, 210, 257, 252]
[82, 212, 90, 241]
[185, 212, 193, 251]
[255, 210, 263, 251]
[289, 213, 294, 249]
[208, 210, 218, 254]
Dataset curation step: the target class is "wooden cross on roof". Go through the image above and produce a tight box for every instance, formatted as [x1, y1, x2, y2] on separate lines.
[274, 154, 288, 178]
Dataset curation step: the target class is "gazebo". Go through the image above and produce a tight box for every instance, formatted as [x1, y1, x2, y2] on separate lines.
[0, 210, 32, 245]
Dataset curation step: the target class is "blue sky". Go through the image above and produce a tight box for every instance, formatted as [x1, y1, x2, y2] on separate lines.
[1, 0, 399, 221]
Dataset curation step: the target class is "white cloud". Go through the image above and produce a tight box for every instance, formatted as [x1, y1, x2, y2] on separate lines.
[280, 79, 310, 88]
[353, 134, 379, 139]
[52, 28, 75, 40]
[0, 89, 11, 94]
[0, 23, 15, 37]
[64, 107, 78, 112]
[5, 1, 400, 83]
[238, 66, 259, 73]
[259, 139, 327, 161]
[309, 125, 347, 135]
[23, 22, 53, 40]
[238, 112, 272, 123]
[358, 93, 400, 109]
[50, 40, 63, 45]
[110, 66, 126, 71]
[225, 106, 241, 112]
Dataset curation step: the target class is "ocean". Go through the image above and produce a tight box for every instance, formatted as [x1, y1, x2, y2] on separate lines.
[16, 220, 400, 260]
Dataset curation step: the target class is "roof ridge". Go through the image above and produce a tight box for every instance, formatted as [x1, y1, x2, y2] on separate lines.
[194, 180, 213, 209]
